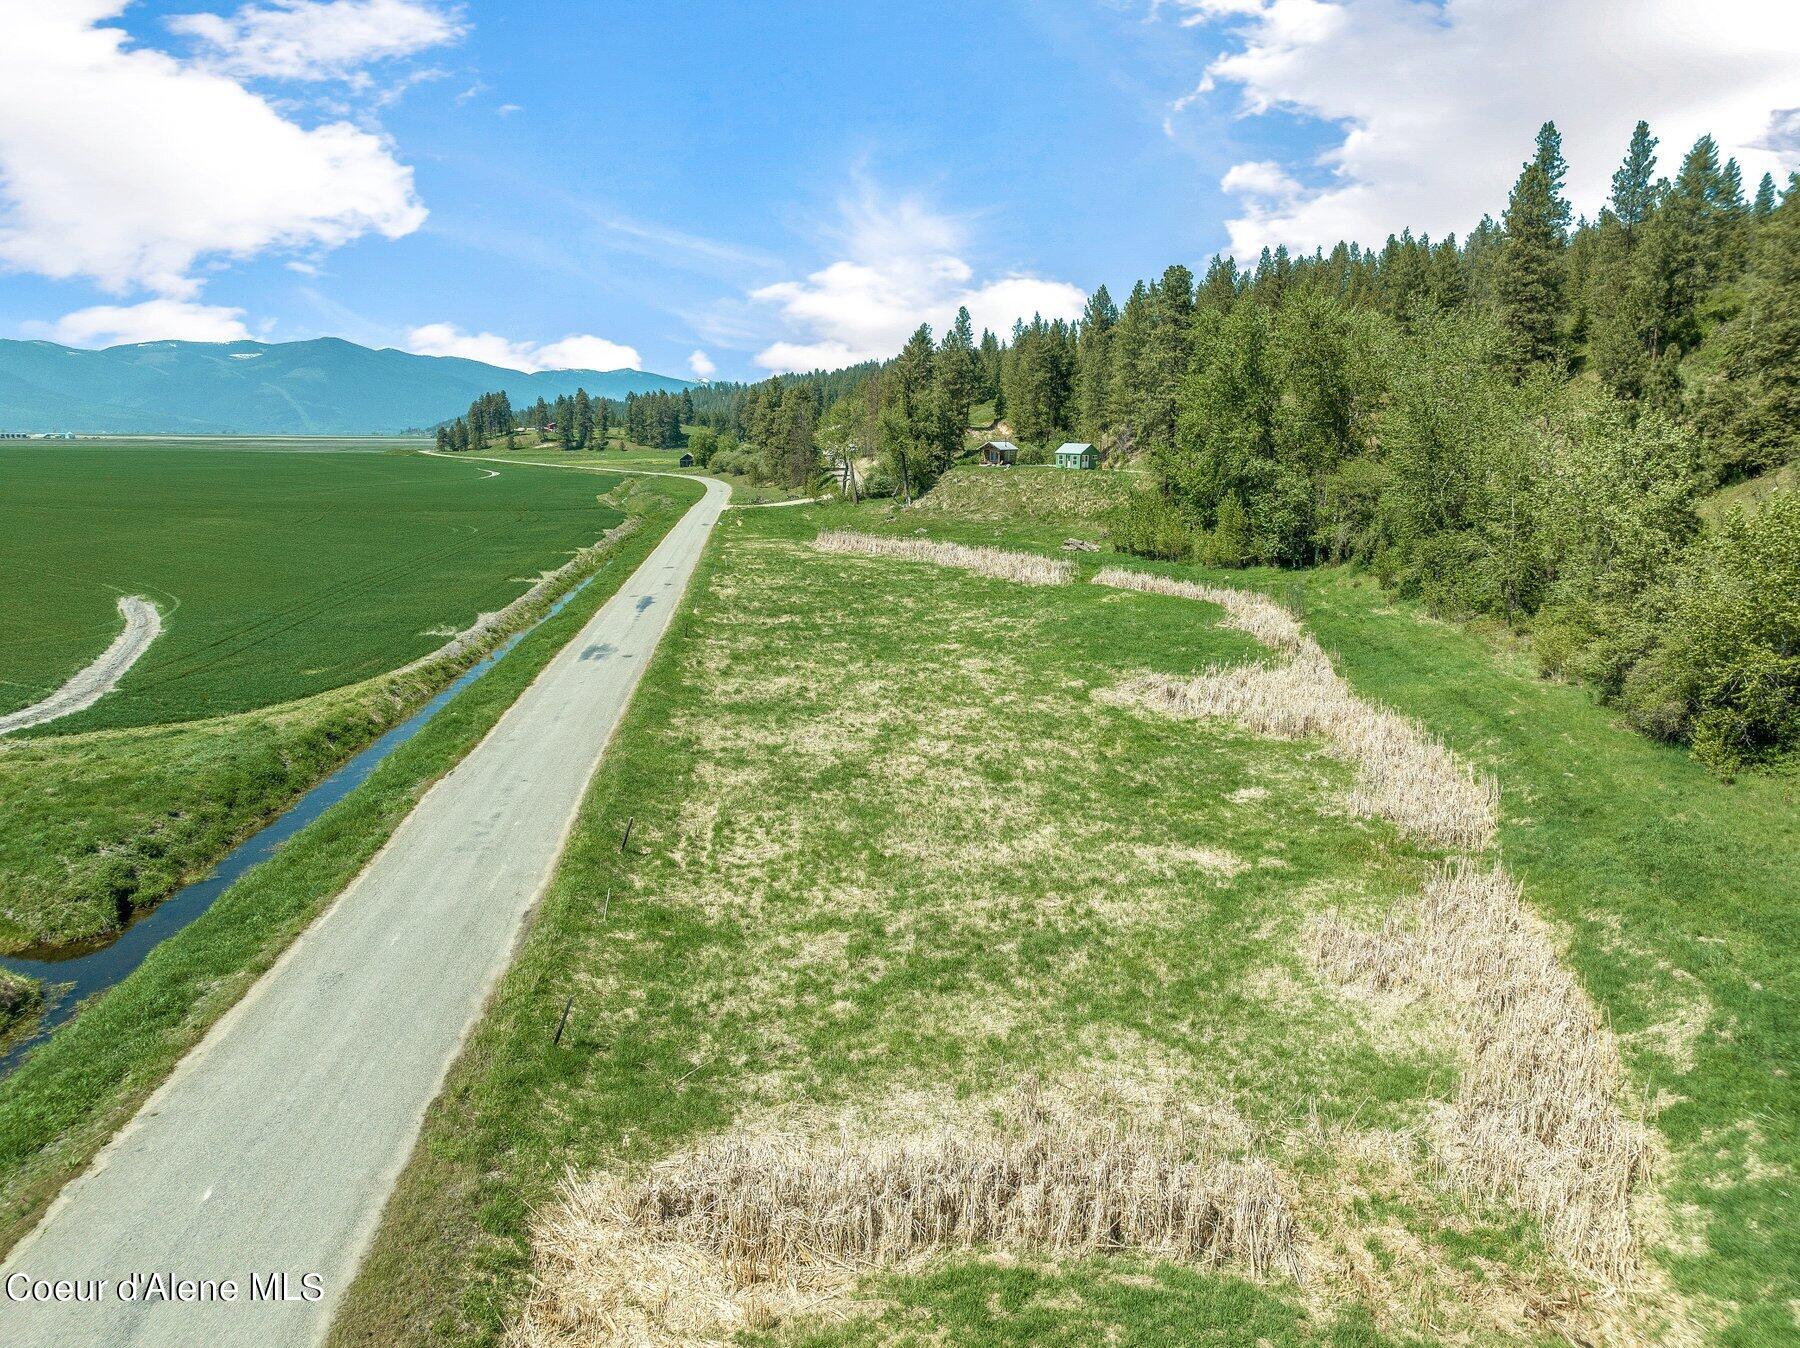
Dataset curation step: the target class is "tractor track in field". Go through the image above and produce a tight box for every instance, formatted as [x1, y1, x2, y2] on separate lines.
[0, 596, 161, 736]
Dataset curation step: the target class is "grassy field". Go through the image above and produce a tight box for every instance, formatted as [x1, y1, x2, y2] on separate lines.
[1698, 460, 1798, 522]
[0, 476, 704, 1256]
[0, 442, 626, 730]
[907, 464, 1135, 528]
[332, 478, 1795, 1347]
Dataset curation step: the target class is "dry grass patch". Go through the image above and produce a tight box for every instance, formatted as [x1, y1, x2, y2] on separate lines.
[1307, 864, 1652, 1280]
[1095, 567, 1310, 655]
[1112, 655, 1497, 854]
[508, 1085, 1302, 1347]
[1098, 569, 1652, 1297]
[1096, 570, 1496, 854]
[814, 530, 1074, 586]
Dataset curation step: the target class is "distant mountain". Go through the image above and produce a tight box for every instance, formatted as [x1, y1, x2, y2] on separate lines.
[0, 337, 693, 436]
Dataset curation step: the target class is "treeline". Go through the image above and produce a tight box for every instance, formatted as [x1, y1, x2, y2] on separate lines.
[435, 386, 696, 452]
[1092, 121, 1798, 770]
[623, 389, 691, 448]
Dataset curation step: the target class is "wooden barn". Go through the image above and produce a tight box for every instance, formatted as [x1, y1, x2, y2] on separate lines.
[977, 440, 1019, 467]
[678, 451, 695, 467]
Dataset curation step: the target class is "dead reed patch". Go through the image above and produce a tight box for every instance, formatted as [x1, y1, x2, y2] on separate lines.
[814, 530, 1074, 586]
[1305, 863, 1652, 1280]
[1096, 570, 1496, 853]
[1114, 658, 1497, 854]
[1098, 573, 1649, 1294]
[1094, 567, 1310, 655]
[509, 1087, 1303, 1346]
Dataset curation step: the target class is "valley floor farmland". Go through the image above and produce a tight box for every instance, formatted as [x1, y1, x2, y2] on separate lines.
[0, 441, 625, 730]
[0, 442, 635, 951]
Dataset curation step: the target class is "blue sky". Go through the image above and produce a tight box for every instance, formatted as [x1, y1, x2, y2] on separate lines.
[2, 2, 1796, 382]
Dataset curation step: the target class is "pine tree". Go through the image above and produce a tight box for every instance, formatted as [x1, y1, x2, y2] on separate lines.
[572, 388, 593, 449]
[977, 329, 1002, 406]
[1610, 120, 1659, 244]
[1426, 234, 1468, 309]
[877, 324, 957, 500]
[1533, 120, 1572, 235]
[1199, 255, 1240, 314]
[1074, 285, 1117, 438]
[1138, 265, 1195, 448]
[934, 306, 981, 428]
[1496, 152, 1567, 375]
[1753, 172, 1778, 219]
[1107, 280, 1151, 443]
[1701, 188, 1800, 475]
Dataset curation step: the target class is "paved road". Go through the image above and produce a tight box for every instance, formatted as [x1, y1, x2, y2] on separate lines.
[0, 475, 728, 1346]
[0, 595, 160, 736]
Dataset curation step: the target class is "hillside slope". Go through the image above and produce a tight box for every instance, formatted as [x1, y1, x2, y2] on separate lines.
[0, 337, 690, 435]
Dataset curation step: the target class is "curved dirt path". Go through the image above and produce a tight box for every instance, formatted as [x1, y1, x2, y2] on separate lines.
[0, 477, 729, 1346]
[0, 596, 161, 736]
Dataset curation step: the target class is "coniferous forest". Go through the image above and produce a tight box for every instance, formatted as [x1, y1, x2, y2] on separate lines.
[442, 121, 1797, 772]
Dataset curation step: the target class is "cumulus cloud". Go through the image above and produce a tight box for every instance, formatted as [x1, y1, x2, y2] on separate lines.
[1754, 107, 1800, 155]
[169, 0, 465, 83]
[1165, 0, 1800, 258]
[687, 349, 717, 380]
[0, 2, 426, 299]
[47, 299, 253, 346]
[406, 324, 643, 372]
[749, 189, 1086, 374]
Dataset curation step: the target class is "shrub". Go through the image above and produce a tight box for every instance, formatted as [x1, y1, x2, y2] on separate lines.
[1625, 489, 1800, 770]
[1108, 490, 1193, 561]
[1196, 493, 1250, 568]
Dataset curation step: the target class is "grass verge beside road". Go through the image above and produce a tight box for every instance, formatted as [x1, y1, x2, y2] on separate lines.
[0, 475, 704, 1259]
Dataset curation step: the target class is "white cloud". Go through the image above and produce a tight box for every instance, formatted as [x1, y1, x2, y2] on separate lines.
[687, 349, 717, 380]
[1219, 159, 1303, 199]
[1166, 0, 1800, 258]
[48, 298, 253, 346]
[534, 334, 643, 371]
[405, 324, 643, 372]
[749, 189, 1086, 374]
[169, 0, 465, 83]
[0, 2, 426, 299]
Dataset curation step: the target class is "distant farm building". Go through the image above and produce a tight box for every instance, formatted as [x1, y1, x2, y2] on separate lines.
[678, 451, 695, 467]
[1055, 442, 1098, 470]
[978, 440, 1019, 467]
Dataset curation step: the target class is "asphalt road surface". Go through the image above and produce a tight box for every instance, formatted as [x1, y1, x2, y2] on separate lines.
[0, 475, 728, 1346]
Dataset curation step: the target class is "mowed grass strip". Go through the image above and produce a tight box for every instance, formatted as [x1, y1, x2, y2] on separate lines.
[0, 476, 704, 1258]
[332, 504, 1589, 1348]
[0, 443, 625, 730]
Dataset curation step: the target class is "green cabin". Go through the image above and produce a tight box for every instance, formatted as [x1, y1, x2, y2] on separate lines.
[1054, 441, 1097, 470]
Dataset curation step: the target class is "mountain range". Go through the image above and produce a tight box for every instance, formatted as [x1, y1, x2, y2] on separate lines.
[0, 337, 693, 436]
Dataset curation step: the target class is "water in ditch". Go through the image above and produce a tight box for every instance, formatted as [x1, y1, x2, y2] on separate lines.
[0, 572, 600, 1077]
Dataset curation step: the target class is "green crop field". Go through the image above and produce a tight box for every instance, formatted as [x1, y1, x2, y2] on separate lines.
[0, 442, 626, 732]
